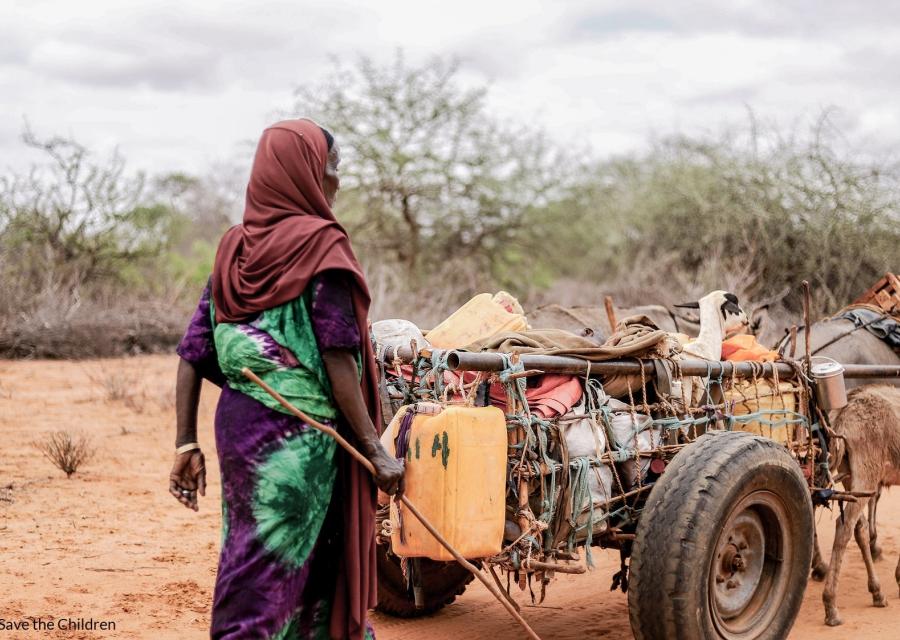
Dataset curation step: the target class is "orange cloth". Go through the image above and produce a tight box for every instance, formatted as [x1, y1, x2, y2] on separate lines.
[721, 334, 779, 362]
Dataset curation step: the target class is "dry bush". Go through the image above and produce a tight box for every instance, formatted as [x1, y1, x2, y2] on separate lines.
[0, 288, 188, 359]
[34, 431, 94, 478]
[85, 369, 138, 402]
[562, 116, 900, 318]
[0, 128, 197, 359]
[83, 368, 149, 419]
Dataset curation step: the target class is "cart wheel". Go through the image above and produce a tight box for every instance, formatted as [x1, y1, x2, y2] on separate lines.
[375, 545, 474, 617]
[628, 431, 813, 640]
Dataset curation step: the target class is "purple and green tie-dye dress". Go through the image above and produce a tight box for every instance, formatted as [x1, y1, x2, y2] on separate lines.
[176, 272, 376, 640]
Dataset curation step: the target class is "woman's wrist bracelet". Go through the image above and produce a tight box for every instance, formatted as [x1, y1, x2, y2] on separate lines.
[175, 442, 201, 455]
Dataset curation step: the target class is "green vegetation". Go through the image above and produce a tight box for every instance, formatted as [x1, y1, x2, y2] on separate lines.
[1, 56, 896, 356]
[562, 120, 900, 313]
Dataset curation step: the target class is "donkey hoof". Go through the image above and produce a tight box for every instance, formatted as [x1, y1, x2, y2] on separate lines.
[811, 565, 828, 581]
[825, 614, 843, 627]
[874, 594, 888, 608]
[871, 544, 884, 561]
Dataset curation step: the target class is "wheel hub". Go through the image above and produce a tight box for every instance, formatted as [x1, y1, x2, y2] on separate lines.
[713, 512, 766, 618]
[709, 491, 792, 638]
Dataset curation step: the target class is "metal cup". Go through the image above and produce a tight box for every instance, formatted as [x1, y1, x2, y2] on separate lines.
[811, 361, 848, 412]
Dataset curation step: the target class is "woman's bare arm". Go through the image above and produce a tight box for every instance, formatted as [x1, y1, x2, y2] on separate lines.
[322, 349, 404, 495]
[175, 358, 202, 447]
[169, 357, 207, 511]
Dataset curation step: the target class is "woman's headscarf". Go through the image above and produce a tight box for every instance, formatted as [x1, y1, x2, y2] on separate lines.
[212, 119, 380, 640]
[212, 119, 360, 321]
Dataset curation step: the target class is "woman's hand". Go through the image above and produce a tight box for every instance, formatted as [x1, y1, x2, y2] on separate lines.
[169, 450, 207, 511]
[370, 447, 405, 497]
[172, 358, 204, 511]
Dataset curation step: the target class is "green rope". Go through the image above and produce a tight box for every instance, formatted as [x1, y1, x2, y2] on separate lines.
[567, 457, 595, 568]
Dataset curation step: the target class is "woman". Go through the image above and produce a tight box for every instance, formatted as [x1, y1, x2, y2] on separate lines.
[168, 119, 404, 640]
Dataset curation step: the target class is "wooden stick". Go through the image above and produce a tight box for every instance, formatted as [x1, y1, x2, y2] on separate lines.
[523, 559, 586, 574]
[789, 325, 798, 358]
[241, 368, 542, 640]
[604, 295, 617, 333]
[801, 281, 814, 482]
[488, 563, 521, 612]
[505, 369, 545, 381]
[802, 281, 812, 375]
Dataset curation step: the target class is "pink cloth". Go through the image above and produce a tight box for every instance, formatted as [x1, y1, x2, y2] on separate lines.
[390, 365, 583, 418]
[489, 374, 583, 418]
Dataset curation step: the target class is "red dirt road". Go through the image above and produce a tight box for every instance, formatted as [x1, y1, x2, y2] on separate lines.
[1, 356, 898, 638]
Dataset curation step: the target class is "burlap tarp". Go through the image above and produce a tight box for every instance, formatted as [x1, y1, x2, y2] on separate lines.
[463, 315, 680, 396]
[464, 314, 675, 360]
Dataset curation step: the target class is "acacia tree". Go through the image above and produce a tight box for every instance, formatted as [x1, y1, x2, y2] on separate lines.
[0, 129, 176, 295]
[292, 53, 569, 288]
[571, 115, 900, 314]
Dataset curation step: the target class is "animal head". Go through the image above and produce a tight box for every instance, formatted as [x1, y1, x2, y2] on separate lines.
[675, 290, 749, 338]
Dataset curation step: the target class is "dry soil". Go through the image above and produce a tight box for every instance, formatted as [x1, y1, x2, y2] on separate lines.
[1, 356, 898, 638]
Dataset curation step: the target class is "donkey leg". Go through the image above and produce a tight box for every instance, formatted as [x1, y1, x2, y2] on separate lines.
[854, 504, 887, 608]
[869, 486, 883, 561]
[811, 528, 829, 581]
[895, 554, 900, 598]
[823, 501, 863, 626]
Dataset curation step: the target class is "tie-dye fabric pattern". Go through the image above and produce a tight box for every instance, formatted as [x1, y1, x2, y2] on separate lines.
[212, 286, 338, 422]
[176, 274, 371, 640]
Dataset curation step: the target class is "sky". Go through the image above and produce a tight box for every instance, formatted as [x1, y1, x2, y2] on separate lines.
[2, 0, 899, 177]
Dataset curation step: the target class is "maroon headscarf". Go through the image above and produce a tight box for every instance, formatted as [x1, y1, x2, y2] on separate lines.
[212, 119, 380, 640]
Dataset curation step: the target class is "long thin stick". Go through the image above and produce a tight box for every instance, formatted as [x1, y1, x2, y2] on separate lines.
[604, 295, 617, 333]
[802, 280, 812, 375]
[241, 368, 542, 640]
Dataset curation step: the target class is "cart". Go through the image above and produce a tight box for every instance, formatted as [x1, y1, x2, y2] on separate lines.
[373, 345, 900, 639]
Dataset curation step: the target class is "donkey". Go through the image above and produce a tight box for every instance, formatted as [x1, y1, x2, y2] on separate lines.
[821, 385, 900, 626]
[779, 316, 900, 392]
[782, 316, 900, 575]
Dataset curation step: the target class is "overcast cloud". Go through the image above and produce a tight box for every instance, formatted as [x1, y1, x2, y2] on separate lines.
[2, 0, 899, 176]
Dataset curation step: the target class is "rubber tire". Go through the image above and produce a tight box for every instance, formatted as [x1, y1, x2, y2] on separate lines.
[628, 431, 813, 640]
[375, 545, 474, 617]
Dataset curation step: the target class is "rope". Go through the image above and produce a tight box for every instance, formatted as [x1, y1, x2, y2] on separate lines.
[375, 342, 819, 592]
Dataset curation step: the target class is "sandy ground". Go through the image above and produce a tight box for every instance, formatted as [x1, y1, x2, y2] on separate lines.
[1, 355, 898, 639]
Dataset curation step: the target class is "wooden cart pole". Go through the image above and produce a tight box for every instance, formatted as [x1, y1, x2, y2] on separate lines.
[241, 368, 543, 640]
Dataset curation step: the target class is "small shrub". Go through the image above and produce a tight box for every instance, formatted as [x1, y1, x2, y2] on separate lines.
[95, 372, 136, 402]
[34, 431, 94, 478]
[84, 369, 147, 414]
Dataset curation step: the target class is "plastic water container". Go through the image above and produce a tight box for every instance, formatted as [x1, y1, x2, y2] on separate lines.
[388, 405, 508, 561]
[425, 293, 528, 349]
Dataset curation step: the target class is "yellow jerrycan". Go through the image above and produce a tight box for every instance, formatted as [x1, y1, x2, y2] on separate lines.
[386, 404, 508, 561]
[425, 292, 528, 349]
